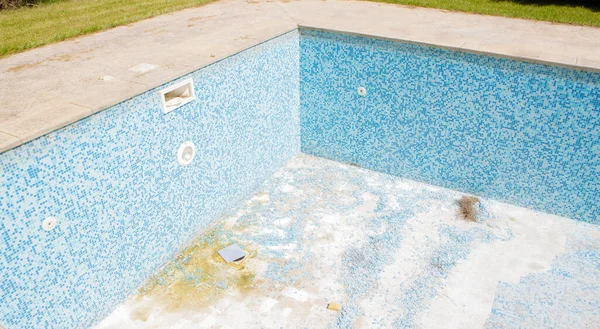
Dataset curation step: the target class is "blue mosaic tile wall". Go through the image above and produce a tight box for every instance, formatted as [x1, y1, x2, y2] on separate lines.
[299, 29, 600, 224]
[0, 30, 300, 329]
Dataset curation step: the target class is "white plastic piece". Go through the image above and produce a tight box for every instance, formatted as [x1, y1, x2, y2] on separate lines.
[357, 87, 367, 96]
[177, 141, 196, 166]
[218, 244, 246, 263]
[42, 217, 58, 231]
[166, 97, 183, 107]
[159, 78, 196, 113]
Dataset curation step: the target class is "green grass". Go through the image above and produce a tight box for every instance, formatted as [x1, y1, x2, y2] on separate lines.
[0, 0, 599, 58]
[0, 0, 214, 57]
[370, 0, 600, 27]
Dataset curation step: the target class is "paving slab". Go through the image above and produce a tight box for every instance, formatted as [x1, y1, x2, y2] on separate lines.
[1, 0, 599, 153]
[0, 97, 92, 143]
[282, 0, 600, 69]
[0, 132, 20, 152]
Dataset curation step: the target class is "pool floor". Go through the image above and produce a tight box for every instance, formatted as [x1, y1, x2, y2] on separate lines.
[95, 154, 600, 329]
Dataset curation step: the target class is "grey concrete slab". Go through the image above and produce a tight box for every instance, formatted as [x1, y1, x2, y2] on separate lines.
[0, 95, 92, 144]
[1, 0, 599, 153]
[281, 0, 600, 70]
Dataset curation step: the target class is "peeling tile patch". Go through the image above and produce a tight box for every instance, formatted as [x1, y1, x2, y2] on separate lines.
[485, 225, 600, 328]
[96, 155, 600, 329]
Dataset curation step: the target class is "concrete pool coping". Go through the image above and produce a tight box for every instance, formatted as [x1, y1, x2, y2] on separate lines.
[1, 0, 599, 154]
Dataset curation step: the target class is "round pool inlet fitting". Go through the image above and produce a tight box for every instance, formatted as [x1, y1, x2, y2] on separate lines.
[177, 141, 196, 166]
[42, 217, 58, 231]
[357, 87, 367, 96]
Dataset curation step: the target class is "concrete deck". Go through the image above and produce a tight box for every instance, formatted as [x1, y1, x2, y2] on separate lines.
[95, 154, 600, 328]
[1, 0, 600, 153]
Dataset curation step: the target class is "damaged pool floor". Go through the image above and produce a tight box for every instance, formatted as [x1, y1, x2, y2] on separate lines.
[96, 155, 600, 329]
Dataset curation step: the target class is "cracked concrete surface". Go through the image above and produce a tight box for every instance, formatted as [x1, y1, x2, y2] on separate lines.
[1, 0, 600, 153]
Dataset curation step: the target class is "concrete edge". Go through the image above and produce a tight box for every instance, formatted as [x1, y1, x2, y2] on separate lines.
[0, 27, 298, 155]
[2, 23, 599, 155]
[298, 25, 600, 74]
[140, 27, 299, 95]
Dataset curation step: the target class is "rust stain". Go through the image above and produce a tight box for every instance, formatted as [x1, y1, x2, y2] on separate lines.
[8, 53, 77, 72]
[235, 35, 253, 41]
[144, 27, 160, 33]
[254, 191, 270, 204]
[188, 15, 216, 22]
[143, 27, 167, 34]
[49, 54, 73, 62]
[7, 61, 42, 72]
[79, 47, 98, 54]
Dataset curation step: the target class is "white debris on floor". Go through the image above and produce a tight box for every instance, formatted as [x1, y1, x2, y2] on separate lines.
[95, 154, 600, 329]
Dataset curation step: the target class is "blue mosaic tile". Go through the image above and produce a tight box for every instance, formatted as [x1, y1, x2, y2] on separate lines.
[0, 31, 300, 329]
[299, 28, 600, 224]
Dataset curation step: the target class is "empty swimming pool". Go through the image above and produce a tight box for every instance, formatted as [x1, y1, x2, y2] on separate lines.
[1, 28, 598, 329]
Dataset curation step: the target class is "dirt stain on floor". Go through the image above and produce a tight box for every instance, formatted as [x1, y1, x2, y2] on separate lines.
[132, 225, 258, 321]
[7, 53, 76, 72]
[457, 195, 480, 222]
[49, 54, 73, 62]
[7, 61, 42, 72]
